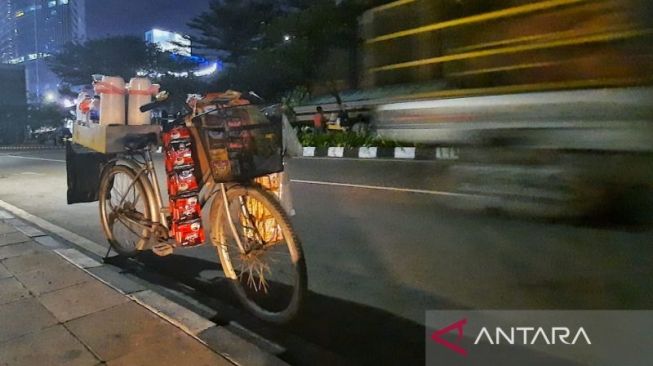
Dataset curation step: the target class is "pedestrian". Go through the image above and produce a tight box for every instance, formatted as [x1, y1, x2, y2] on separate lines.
[312, 106, 327, 133]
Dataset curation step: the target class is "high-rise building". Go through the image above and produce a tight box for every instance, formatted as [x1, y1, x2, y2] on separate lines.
[145, 28, 191, 57]
[0, 0, 86, 101]
[0, 64, 27, 144]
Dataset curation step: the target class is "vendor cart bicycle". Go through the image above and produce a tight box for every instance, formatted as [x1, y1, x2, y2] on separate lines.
[97, 93, 307, 324]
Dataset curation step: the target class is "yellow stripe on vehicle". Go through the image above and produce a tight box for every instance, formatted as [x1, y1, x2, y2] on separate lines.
[366, 0, 593, 44]
[369, 28, 650, 73]
[369, 0, 416, 14]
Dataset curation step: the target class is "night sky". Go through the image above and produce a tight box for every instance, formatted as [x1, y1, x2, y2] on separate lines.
[86, 0, 212, 39]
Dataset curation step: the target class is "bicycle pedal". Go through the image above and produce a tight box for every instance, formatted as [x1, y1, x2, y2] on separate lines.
[152, 243, 174, 257]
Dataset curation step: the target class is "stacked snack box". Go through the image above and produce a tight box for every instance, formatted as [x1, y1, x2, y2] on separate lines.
[163, 125, 205, 247]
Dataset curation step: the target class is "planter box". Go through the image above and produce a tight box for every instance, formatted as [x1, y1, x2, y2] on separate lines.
[327, 147, 344, 157]
[394, 147, 416, 159]
[358, 147, 377, 158]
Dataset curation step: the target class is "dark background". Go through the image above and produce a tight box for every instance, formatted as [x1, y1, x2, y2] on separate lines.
[86, 0, 211, 39]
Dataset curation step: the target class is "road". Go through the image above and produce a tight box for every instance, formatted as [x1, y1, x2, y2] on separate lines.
[1, 149, 652, 364]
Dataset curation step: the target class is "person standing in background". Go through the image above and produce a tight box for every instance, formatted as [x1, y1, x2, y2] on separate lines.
[312, 106, 327, 133]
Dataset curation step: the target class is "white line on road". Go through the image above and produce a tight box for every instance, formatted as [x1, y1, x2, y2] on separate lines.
[0, 155, 66, 163]
[0, 199, 106, 256]
[290, 179, 476, 197]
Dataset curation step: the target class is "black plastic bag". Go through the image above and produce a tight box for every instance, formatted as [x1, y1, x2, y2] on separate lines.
[66, 142, 110, 204]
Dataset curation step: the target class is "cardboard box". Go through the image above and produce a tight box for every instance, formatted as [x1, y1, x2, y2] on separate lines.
[72, 123, 160, 154]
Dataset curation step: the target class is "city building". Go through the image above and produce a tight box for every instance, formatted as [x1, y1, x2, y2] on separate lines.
[0, 0, 86, 101]
[0, 64, 27, 144]
[145, 28, 191, 57]
[145, 28, 221, 78]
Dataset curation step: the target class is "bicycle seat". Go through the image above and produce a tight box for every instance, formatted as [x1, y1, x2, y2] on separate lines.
[123, 133, 158, 151]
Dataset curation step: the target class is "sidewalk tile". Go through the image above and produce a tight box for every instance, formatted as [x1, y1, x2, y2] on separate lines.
[0, 210, 14, 219]
[130, 290, 215, 334]
[0, 297, 58, 342]
[2, 248, 60, 273]
[200, 326, 289, 366]
[13, 225, 45, 238]
[0, 277, 31, 305]
[0, 242, 47, 261]
[14, 262, 93, 295]
[39, 280, 130, 322]
[0, 263, 11, 279]
[34, 235, 66, 249]
[0, 232, 31, 247]
[55, 248, 102, 268]
[67, 301, 181, 362]
[3, 219, 45, 237]
[0, 325, 99, 366]
[88, 265, 146, 294]
[106, 328, 231, 366]
[0, 223, 17, 235]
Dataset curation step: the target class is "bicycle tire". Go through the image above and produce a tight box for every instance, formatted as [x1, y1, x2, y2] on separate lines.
[99, 164, 152, 257]
[211, 185, 307, 324]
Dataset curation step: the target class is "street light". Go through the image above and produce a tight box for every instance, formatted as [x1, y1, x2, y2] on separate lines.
[44, 92, 56, 103]
[283, 34, 292, 43]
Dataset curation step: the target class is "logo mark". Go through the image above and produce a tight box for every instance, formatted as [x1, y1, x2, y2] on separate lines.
[431, 318, 468, 357]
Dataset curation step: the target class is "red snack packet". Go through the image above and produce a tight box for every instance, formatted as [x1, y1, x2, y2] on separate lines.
[165, 139, 194, 172]
[172, 218, 205, 247]
[170, 194, 201, 222]
[163, 127, 191, 146]
[167, 167, 199, 197]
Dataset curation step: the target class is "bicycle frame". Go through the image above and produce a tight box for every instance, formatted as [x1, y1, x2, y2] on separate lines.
[105, 146, 249, 253]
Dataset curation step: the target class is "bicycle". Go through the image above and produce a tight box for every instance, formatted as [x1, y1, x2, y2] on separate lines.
[97, 93, 307, 323]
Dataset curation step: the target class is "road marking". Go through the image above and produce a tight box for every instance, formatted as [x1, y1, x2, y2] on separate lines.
[0, 199, 106, 256]
[290, 179, 476, 197]
[0, 155, 66, 163]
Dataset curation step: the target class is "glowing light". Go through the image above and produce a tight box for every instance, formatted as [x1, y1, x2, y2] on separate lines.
[61, 99, 75, 108]
[193, 62, 218, 77]
[44, 92, 56, 102]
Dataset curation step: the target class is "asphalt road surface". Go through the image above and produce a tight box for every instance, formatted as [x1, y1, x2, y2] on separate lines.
[1, 149, 652, 364]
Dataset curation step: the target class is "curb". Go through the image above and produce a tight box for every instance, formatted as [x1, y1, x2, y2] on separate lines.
[0, 145, 66, 151]
[0, 202, 289, 366]
[301, 146, 459, 160]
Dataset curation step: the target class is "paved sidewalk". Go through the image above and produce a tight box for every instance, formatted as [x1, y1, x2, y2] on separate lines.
[0, 221, 233, 366]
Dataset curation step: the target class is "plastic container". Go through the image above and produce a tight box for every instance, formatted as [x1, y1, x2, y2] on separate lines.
[76, 92, 92, 123]
[94, 76, 126, 125]
[127, 77, 160, 125]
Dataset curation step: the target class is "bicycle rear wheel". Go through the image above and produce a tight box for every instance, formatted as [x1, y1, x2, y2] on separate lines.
[99, 165, 151, 257]
[211, 185, 307, 324]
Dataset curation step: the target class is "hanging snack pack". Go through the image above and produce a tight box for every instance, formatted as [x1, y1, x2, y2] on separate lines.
[163, 125, 205, 247]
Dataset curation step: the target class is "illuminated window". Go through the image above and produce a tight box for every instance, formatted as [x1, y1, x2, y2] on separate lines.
[60, 0, 69, 4]
[48, 1, 56, 8]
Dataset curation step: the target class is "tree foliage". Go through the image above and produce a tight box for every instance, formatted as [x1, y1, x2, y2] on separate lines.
[188, 0, 384, 101]
[47, 36, 208, 112]
[48, 36, 197, 85]
[188, 0, 309, 64]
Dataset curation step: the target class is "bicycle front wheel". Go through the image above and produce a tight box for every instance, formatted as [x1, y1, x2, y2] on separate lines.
[99, 164, 152, 257]
[211, 185, 307, 324]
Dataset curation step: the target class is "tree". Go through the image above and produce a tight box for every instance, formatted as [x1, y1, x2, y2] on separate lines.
[47, 36, 197, 86]
[47, 36, 206, 113]
[189, 0, 385, 100]
[188, 0, 309, 64]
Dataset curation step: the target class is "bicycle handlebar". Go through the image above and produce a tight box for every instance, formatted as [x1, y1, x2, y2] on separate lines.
[139, 99, 166, 113]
